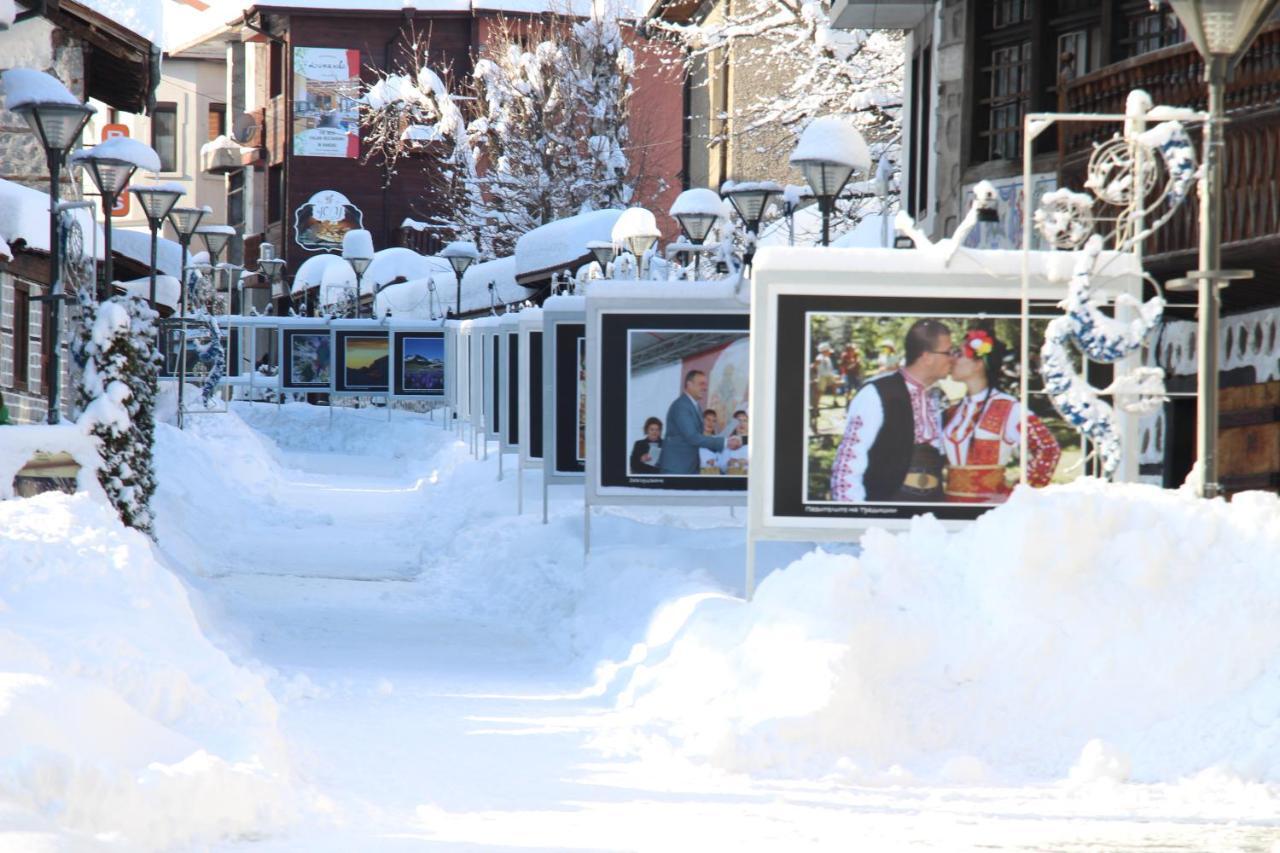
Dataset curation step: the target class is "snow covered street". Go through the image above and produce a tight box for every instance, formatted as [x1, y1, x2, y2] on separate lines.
[4, 401, 1280, 850]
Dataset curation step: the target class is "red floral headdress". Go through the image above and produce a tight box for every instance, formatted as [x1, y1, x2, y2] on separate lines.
[962, 329, 995, 360]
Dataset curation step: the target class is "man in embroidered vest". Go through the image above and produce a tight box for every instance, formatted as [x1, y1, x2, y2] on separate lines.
[829, 319, 956, 502]
[659, 369, 742, 475]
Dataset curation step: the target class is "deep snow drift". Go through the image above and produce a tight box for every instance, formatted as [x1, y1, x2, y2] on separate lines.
[3, 401, 1279, 849]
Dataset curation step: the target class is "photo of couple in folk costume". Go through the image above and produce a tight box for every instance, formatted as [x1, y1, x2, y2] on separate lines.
[821, 319, 1062, 504]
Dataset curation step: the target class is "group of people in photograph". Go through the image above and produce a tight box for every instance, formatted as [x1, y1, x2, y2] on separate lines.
[826, 320, 1061, 504]
[630, 368, 749, 476]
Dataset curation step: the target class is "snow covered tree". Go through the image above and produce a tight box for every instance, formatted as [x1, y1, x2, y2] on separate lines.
[359, 7, 639, 256]
[651, 1, 903, 238]
[75, 294, 160, 534]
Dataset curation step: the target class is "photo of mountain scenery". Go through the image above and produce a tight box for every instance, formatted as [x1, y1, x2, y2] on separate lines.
[402, 336, 445, 392]
[343, 335, 390, 390]
[288, 332, 331, 386]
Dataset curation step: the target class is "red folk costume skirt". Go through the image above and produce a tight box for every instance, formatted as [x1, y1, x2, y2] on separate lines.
[943, 398, 1014, 503]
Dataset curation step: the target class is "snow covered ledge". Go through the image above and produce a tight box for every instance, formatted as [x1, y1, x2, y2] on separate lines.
[0, 425, 105, 501]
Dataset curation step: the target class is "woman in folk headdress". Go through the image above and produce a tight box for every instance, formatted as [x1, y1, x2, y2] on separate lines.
[942, 328, 1061, 503]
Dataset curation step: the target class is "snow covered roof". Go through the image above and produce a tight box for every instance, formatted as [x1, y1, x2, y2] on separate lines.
[292, 253, 346, 294]
[116, 274, 180, 310]
[113, 228, 183, 277]
[72, 0, 164, 43]
[374, 255, 534, 319]
[0, 179, 104, 262]
[236, 0, 636, 16]
[514, 209, 623, 285]
[363, 247, 451, 294]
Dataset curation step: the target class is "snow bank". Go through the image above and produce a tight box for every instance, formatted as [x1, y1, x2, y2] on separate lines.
[611, 481, 1280, 786]
[0, 493, 297, 848]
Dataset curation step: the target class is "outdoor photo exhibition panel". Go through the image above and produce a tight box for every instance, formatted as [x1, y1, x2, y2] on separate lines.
[330, 322, 391, 398]
[279, 324, 334, 392]
[389, 325, 448, 401]
[469, 323, 487, 435]
[478, 318, 501, 439]
[586, 293, 749, 507]
[499, 314, 520, 453]
[542, 301, 586, 486]
[518, 308, 544, 467]
[748, 247, 1144, 545]
[453, 321, 471, 423]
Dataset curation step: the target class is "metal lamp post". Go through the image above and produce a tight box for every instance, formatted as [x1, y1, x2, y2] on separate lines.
[1165, 0, 1279, 498]
[13, 95, 95, 423]
[168, 206, 207, 429]
[441, 241, 479, 317]
[72, 142, 159, 300]
[587, 240, 615, 278]
[790, 117, 871, 247]
[129, 184, 183, 306]
[198, 225, 237, 314]
[670, 188, 721, 279]
[255, 243, 286, 315]
[723, 181, 779, 266]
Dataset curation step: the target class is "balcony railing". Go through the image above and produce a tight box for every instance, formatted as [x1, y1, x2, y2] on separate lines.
[1058, 22, 1280, 264]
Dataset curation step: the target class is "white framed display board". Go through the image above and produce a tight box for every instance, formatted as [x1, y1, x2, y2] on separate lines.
[329, 319, 391, 399]
[279, 322, 334, 392]
[388, 320, 449, 402]
[747, 245, 1144, 591]
[468, 319, 487, 439]
[498, 312, 521, 454]
[475, 315, 503, 443]
[541, 297, 586, 488]
[585, 284, 749, 511]
[516, 307, 544, 514]
[452, 320, 472, 426]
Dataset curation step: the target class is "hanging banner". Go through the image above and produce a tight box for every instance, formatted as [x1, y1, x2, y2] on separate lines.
[292, 47, 361, 159]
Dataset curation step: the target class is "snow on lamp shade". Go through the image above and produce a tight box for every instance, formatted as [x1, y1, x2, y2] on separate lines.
[611, 207, 660, 257]
[196, 224, 236, 260]
[1166, 0, 1280, 57]
[168, 206, 208, 239]
[790, 116, 870, 199]
[587, 240, 615, 270]
[440, 240, 479, 277]
[129, 183, 184, 221]
[342, 228, 375, 262]
[70, 137, 161, 182]
[669, 188, 722, 244]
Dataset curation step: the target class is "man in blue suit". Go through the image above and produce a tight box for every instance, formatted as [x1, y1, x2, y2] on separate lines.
[659, 369, 741, 474]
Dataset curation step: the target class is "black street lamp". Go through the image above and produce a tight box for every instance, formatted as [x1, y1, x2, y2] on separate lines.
[71, 139, 159, 301]
[587, 240, 615, 277]
[7, 75, 96, 423]
[129, 184, 183, 305]
[168, 206, 207, 430]
[722, 181, 779, 266]
[670, 188, 721, 279]
[441, 241, 479, 317]
[1163, 0, 1280, 498]
[790, 117, 871, 247]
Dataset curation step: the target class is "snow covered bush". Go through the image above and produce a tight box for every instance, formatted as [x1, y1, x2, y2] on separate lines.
[75, 293, 160, 534]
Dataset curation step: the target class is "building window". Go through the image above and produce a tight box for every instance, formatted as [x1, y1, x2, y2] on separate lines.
[270, 41, 284, 98]
[12, 281, 31, 391]
[993, 0, 1030, 29]
[209, 103, 226, 141]
[228, 169, 245, 230]
[153, 102, 178, 172]
[267, 164, 284, 224]
[982, 41, 1031, 161]
[909, 44, 931, 218]
[1121, 7, 1185, 57]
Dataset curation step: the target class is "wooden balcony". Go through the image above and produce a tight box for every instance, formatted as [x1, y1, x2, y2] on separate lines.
[1058, 23, 1280, 309]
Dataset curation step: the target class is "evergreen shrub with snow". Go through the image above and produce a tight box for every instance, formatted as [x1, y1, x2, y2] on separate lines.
[75, 294, 160, 534]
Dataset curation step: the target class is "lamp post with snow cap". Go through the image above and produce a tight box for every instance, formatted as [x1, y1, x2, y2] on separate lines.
[790, 116, 871, 247]
[611, 207, 660, 280]
[341, 229, 374, 318]
[1162, 0, 1279, 499]
[168, 206, 207, 430]
[669, 188, 721, 278]
[722, 181, 779, 267]
[441, 240, 479, 317]
[586, 240, 615, 278]
[129, 183, 183, 305]
[197, 224, 237, 312]
[71, 138, 160, 300]
[2, 69, 97, 423]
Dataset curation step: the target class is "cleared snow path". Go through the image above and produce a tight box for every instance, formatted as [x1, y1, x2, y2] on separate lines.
[149, 403, 1279, 851]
